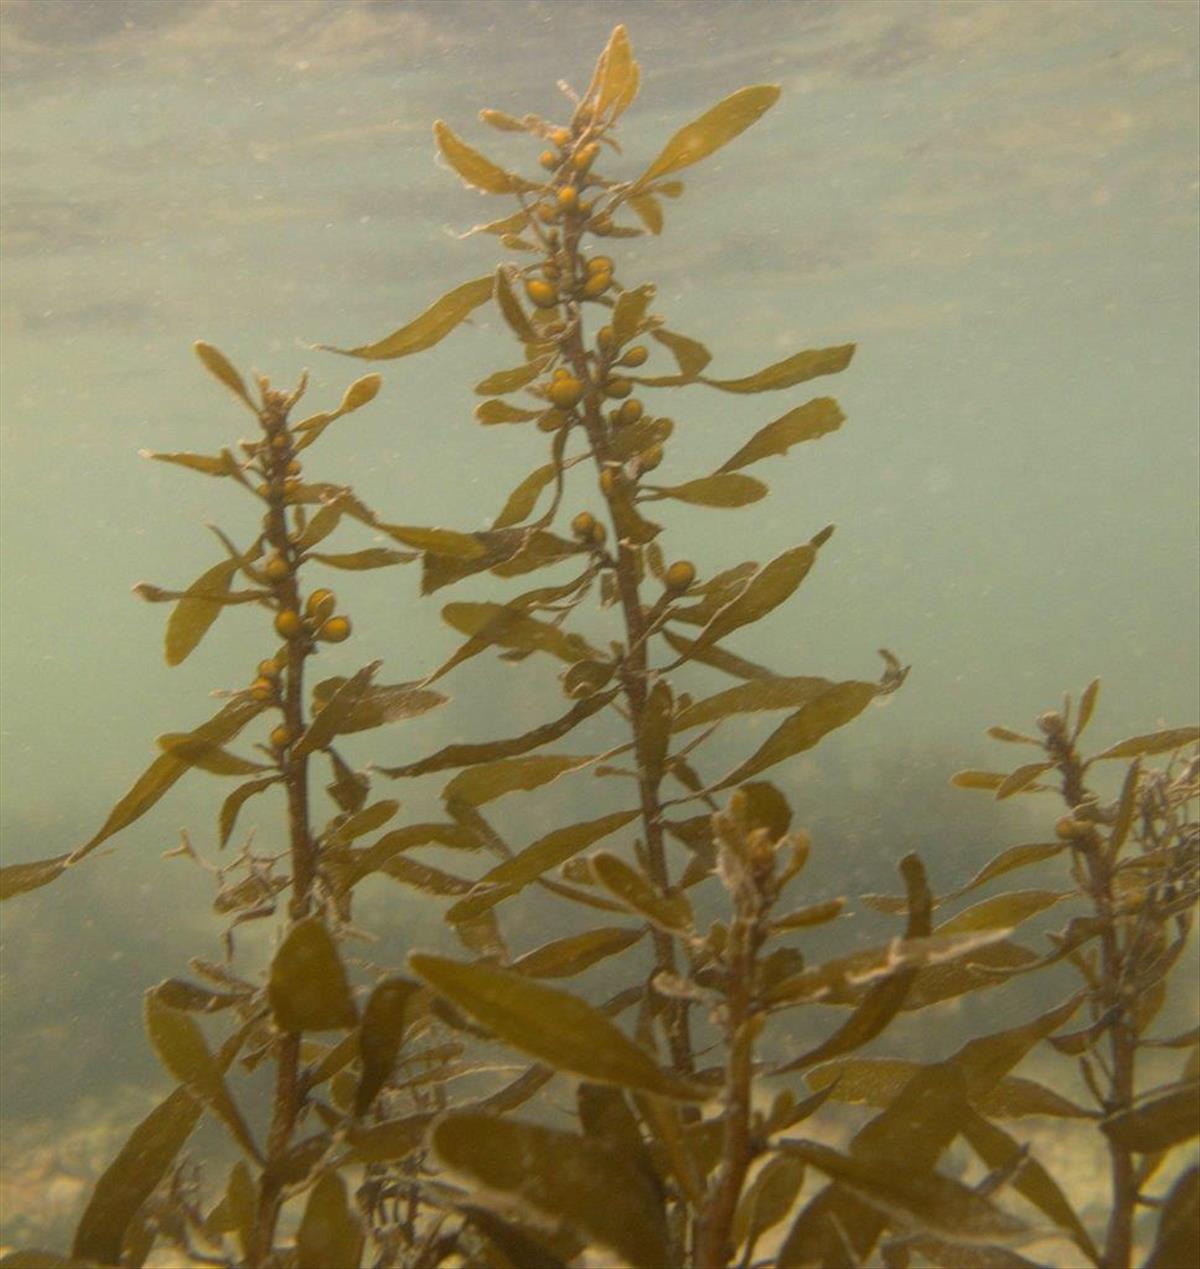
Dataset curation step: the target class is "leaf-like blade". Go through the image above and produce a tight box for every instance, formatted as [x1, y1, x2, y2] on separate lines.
[776, 855, 929, 1073]
[346, 1112, 435, 1164]
[1091, 726, 1198, 761]
[936, 889, 1070, 936]
[663, 559, 756, 624]
[71, 697, 263, 865]
[651, 472, 767, 507]
[733, 1153, 806, 1259]
[478, 109, 528, 132]
[578, 1085, 659, 1191]
[384, 691, 614, 780]
[728, 781, 796, 839]
[765, 930, 1008, 1008]
[410, 954, 706, 1099]
[292, 661, 381, 758]
[779, 1062, 974, 1266]
[166, 557, 240, 666]
[308, 547, 416, 570]
[771, 898, 846, 932]
[783, 994, 1079, 1269]
[899, 940, 1042, 1011]
[628, 191, 663, 234]
[268, 917, 358, 1032]
[957, 993, 1086, 1096]
[807, 1060, 1089, 1121]
[472, 809, 640, 896]
[960, 1109, 1099, 1263]
[325, 799, 399, 847]
[355, 977, 422, 1118]
[884, 1236, 1040, 1267]
[380, 854, 475, 897]
[988, 725, 1043, 745]
[702, 343, 855, 394]
[144, 449, 239, 478]
[475, 358, 550, 395]
[0, 854, 69, 901]
[591, 852, 694, 934]
[378, 522, 486, 557]
[1103, 1081, 1200, 1153]
[311, 676, 446, 736]
[443, 752, 597, 807]
[1074, 678, 1101, 740]
[71, 1086, 202, 1265]
[1107, 758, 1142, 858]
[633, 85, 781, 188]
[193, 341, 256, 411]
[143, 991, 259, 1160]
[513, 927, 644, 978]
[494, 463, 557, 529]
[335, 371, 382, 415]
[219, 776, 281, 848]
[976, 1076, 1091, 1120]
[434, 119, 537, 194]
[289, 496, 351, 552]
[433, 1113, 670, 1269]
[651, 327, 712, 378]
[443, 882, 521, 925]
[157, 734, 270, 776]
[317, 275, 494, 360]
[1143, 1026, 1200, 1050]
[296, 1172, 363, 1269]
[951, 770, 1009, 792]
[1144, 1165, 1199, 1269]
[461, 1205, 576, 1269]
[153, 979, 244, 1013]
[475, 398, 541, 424]
[940, 842, 1067, 906]
[662, 627, 780, 681]
[996, 761, 1054, 799]
[718, 398, 845, 472]
[612, 284, 657, 348]
[672, 676, 833, 733]
[327, 748, 369, 814]
[607, 483, 662, 545]
[638, 680, 673, 789]
[690, 542, 820, 652]
[494, 265, 539, 342]
[782, 1137, 1027, 1247]
[293, 374, 384, 449]
[466, 210, 535, 242]
[713, 680, 877, 790]
[329, 823, 477, 895]
[223, 1160, 256, 1262]
[422, 527, 582, 594]
[590, 24, 640, 123]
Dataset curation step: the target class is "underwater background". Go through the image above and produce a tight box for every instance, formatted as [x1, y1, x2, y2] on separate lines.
[1, 0, 1197, 1251]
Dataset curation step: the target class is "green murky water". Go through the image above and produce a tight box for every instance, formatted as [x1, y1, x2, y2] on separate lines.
[1, 0, 1196, 1251]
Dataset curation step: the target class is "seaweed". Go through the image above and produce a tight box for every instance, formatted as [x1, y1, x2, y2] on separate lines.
[1, 25, 1195, 1269]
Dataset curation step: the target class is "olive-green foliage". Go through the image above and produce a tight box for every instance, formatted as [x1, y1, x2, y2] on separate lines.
[1, 25, 1196, 1269]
